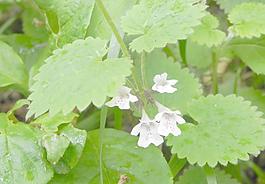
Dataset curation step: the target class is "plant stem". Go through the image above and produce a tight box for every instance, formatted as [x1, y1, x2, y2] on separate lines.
[0, 16, 17, 34]
[114, 108, 122, 130]
[169, 154, 187, 179]
[247, 162, 265, 182]
[96, 0, 130, 57]
[211, 50, 218, 95]
[141, 51, 147, 89]
[178, 40, 187, 67]
[99, 106, 108, 184]
[204, 165, 217, 184]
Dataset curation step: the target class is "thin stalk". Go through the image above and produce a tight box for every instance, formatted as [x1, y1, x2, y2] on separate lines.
[0, 16, 17, 34]
[163, 46, 177, 62]
[211, 50, 218, 95]
[99, 106, 108, 184]
[114, 108, 122, 130]
[141, 51, 147, 89]
[178, 40, 187, 67]
[204, 165, 217, 184]
[169, 154, 187, 179]
[247, 162, 265, 182]
[96, 0, 130, 57]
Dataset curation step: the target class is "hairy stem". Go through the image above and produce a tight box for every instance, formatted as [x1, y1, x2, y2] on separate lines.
[114, 108, 122, 130]
[178, 40, 187, 67]
[99, 106, 108, 184]
[96, 0, 130, 57]
[211, 50, 218, 95]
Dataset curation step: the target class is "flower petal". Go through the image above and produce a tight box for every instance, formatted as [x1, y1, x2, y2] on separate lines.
[129, 94, 138, 103]
[131, 123, 142, 136]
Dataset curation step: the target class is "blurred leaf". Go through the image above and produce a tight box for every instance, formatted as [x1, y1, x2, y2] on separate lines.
[216, 0, 265, 13]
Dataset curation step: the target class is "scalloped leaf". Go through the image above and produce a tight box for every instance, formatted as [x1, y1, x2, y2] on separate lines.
[216, 0, 265, 13]
[0, 113, 53, 184]
[228, 2, 265, 38]
[27, 37, 133, 118]
[121, 0, 207, 52]
[141, 50, 202, 114]
[34, 0, 95, 46]
[190, 14, 226, 47]
[176, 166, 240, 184]
[224, 37, 265, 74]
[50, 129, 173, 184]
[167, 95, 265, 167]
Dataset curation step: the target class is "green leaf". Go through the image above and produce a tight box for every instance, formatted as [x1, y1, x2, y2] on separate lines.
[31, 112, 78, 133]
[27, 37, 133, 118]
[176, 166, 240, 184]
[34, 0, 95, 46]
[190, 14, 226, 47]
[121, 0, 207, 52]
[142, 50, 202, 114]
[216, 0, 265, 13]
[0, 41, 28, 92]
[87, 0, 136, 39]
[53, 125, 87, 174]
[186, 39, 212, 68]
[0, 113, 53, 184]
[42, 133, 70, 164]
[50, 128, 173, 184]
[167, 95, 265, 167]
[228, 2, 265, 38]
[224, 37, 265, 74]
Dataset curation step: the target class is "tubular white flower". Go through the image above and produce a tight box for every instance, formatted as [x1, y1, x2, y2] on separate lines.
[106, 86, 138, 109]
[152, 73, 178, 93]
[155, 102, 185, 137]
[131, 111, 164, 148]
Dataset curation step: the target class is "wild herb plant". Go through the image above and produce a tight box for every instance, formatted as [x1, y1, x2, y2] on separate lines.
[0, 0, 265, 183]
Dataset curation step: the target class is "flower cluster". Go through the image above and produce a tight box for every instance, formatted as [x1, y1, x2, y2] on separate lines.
[106, 73, 185, 148]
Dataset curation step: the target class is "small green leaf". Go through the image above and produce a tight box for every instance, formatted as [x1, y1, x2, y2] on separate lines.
[0, 113, 53, 184]
[228, 2, 265, 38]
[176, 166, 240, 184]
[121, 0, 207, 52]
[167, 95, 265, 167]
[0, 41, 28, 92]
[31, 112, 78, 133]
[53, 125, 87, 174]
[50, 129, 173, 184]
[27, 37, 133, 118]
[42, 133, 70, 164]
[190, 14, 226, 47]
[34, 0, 95, 46]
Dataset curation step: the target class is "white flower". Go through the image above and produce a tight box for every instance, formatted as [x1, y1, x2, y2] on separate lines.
[131, 111, 164, 148]
[106, 86, 138, 109]
[155, 102, 185, 137]
[152, 73, 178, 93]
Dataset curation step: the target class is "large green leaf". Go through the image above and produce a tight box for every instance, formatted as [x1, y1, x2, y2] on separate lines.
[0, 113, 53, 184]
[228, 2, 265, 38]
[50, 129, 173, 184]
[140, 50, 202, 114]
[190, 14, 226, 47]
[0, 41, 28, 92]
[176, 166, 240, 184]
[27, 37, 133, 118]
[87, 0, 136, 39]
[216, 0, 265, 13]
[167, 95, 265, 167]
[34, 0, 95, 46]
[121, 0, 207, 52]
[224, 37, 265, 74]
